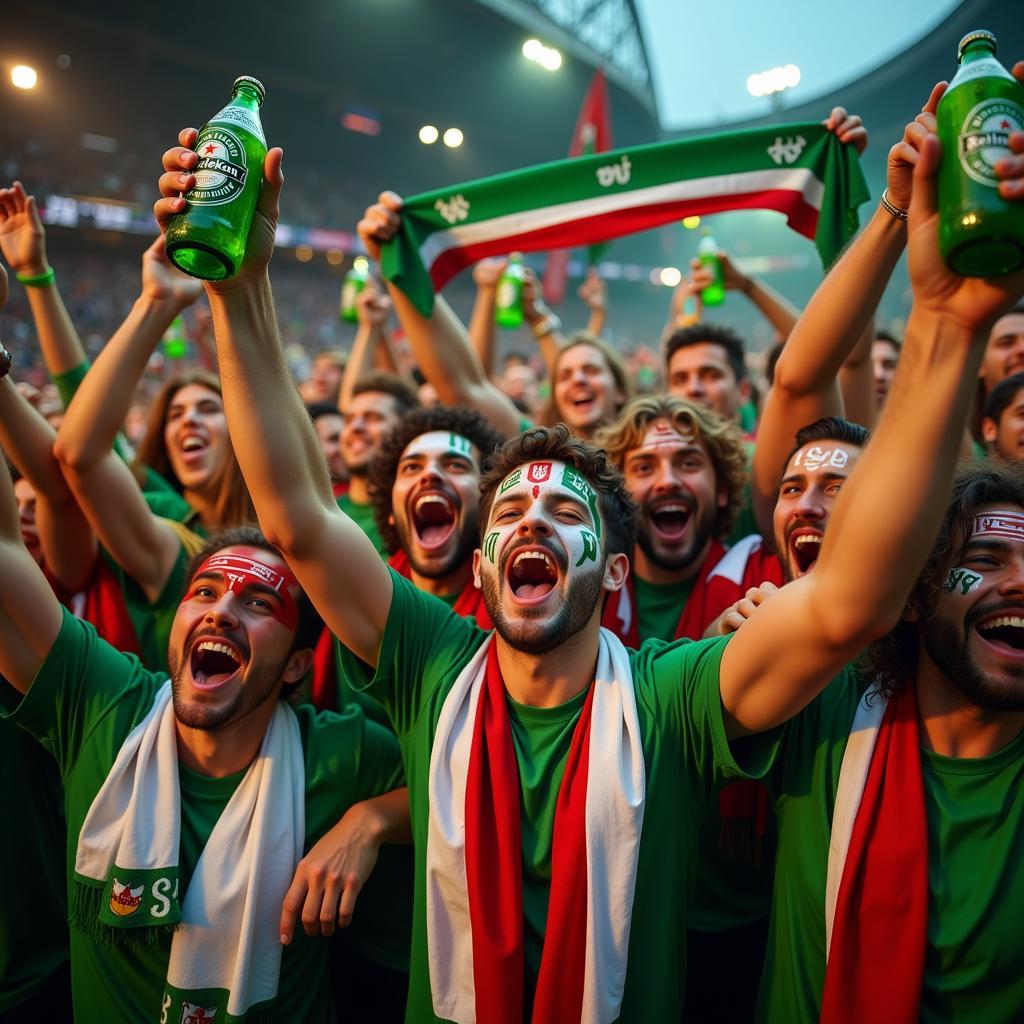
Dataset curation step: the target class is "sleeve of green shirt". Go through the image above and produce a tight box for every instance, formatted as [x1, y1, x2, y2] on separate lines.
[0, 609, 162, 780]
[351, 569, 488, 736]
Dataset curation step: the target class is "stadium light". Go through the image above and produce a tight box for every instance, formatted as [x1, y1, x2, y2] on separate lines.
[659, 267, 682, 287]
[522, 39, 543, 61]
[523, 39, 562, 72]
[682, 216, 701, 229]
[11, 65, 38, 90]
[443, 128, 464, 148]
[419, 124, 439, 145]
[747, 64, 800, 98]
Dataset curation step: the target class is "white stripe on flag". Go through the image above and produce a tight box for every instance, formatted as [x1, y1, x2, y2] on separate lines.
[419, 167, 824, 271]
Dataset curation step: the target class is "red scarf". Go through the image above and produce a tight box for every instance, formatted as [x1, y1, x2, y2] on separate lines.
[820, 682, 928, 1023]
[311, 550, 492, 712]
[47, 558, 141, 656]
[466, 641, 594, 1024]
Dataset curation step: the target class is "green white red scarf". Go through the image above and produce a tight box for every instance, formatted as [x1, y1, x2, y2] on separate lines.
[821, 682, 928, 1023]
[381, 123, 868, 315]
[426, 629, 645, 1023]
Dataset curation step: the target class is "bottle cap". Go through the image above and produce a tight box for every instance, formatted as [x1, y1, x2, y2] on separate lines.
[232, 76, 266, 106]
[958, 30, 996, 60]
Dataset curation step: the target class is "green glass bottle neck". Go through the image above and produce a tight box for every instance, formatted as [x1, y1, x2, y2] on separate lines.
[960, 42, 996, 65]
[230, 87, 262, 109]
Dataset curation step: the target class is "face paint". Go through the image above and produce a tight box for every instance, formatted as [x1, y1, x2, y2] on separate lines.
[640, 418, 693, 450]
[972, 511, 1024, 542]
[575, 528, 599, 566]
[792, 446, 849, 472]
[184, 546, 299, 629]
[560, 464, 602, 538]
[943, 567, 983, 596]
[401, 430, 476, 465]
[498, 468, 522, 495]
[483, 531, 499, 562]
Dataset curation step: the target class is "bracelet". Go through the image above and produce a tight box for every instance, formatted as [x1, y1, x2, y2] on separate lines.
[0, 341, 11, 380]
[16, 267, 55, 288]
[880, 189, 908, 223]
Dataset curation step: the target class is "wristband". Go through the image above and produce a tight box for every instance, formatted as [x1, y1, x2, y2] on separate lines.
[16, 267, 55, 288]
[880, 189, 908, 223]
[0, 342, 11, 380]
[531, 312, 562, 339]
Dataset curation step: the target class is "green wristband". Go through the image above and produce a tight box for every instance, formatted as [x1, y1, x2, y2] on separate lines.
[16, 267, 55, 288]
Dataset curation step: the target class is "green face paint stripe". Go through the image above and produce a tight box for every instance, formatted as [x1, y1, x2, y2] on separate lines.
[449, 432, 472, 456]
[498, 468, 522, 495]
[561, 465, 601, 538]
[943, 567, 982, 595]
[575, 528, 599, 566]
[484, 531, 499, 562]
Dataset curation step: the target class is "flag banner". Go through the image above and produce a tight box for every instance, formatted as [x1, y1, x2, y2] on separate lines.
[381, 123, 869, 317]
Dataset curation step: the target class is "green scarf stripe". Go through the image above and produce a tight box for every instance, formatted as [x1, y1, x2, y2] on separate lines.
[381, 122, 868, 316]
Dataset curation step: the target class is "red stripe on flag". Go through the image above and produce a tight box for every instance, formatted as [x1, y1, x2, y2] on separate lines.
[429, 188, 819, 293]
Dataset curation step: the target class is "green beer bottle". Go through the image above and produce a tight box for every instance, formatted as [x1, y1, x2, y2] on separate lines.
[162, 315, 188, 360]
[165, 76, 267, 281]
[697, 231, 726, 306]
[937, 31, 1024, 276]
[340, 258, 370, 323]
[495, 253, 525, 329]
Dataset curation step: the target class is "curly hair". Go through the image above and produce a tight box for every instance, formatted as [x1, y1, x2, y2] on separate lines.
[594, 394, 748, 541]
[664, 322, 748, 383]
[478, 424, 636, 558]
[859, 461, 1024, 700]
[366, 406, 505, 554]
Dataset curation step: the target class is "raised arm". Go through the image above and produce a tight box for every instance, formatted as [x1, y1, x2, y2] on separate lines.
[750, 91, 942, 535]
[578, 266, 607, 338]
[359, 193, 523, 438]
[155, 130, 393, 666]
[338, 278, 396, 411]
[53, 241, 200, 601]
[0, 374, 96, 590]
[719, 127, 1024, 738]
[467, 257, 506, 377]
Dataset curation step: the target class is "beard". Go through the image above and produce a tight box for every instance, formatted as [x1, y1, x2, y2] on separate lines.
[168, 639, 285, 731]
[481, 540, 605, 655]
[636, 495, 715, 573]
[402, 517, 478, 582]
[921, 608, 1024, 713]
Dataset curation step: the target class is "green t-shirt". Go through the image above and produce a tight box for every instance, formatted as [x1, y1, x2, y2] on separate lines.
[357, 569, 776, 1022]
[0, 610, 404, 1024]
[0, 718, 69, 1012]
[756, 670, 1024, 1023]
[634, 575, 694, 644]
[337, 493, 388, 558]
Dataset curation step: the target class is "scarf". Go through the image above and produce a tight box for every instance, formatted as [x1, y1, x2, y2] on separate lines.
[820, 682, 928, 1023]
[381, 123, 868, 316]
[48, 556, 141, 656]
[426, 630, 645, 1024]
[72, 681, 305, 1022]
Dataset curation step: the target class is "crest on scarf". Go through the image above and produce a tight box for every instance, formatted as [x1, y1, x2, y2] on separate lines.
[434, 194, 470, 225]
[527, 462, 552, 483]
[767, 135, 807, 165]
[181, 1002, 218, 1024]
[109, 878, 144, 917]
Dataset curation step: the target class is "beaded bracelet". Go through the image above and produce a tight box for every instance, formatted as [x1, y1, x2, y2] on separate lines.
[880, 189, 908, 223]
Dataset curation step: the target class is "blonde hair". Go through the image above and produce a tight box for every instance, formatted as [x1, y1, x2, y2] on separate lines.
[595, 393, 748, 540]
[543, 333, 633, 428]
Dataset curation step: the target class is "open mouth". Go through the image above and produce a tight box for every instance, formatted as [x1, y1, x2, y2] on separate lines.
[976, 614, 1024, 653]
[506, 547, 559, 603]
[412, 493, 457, 550]
[648, 501, 691, 543]
[789, 530, 823, 576]
[568, 391, 597, 415]
[179, 434, 209, 465]
[189, 637, 244, 690]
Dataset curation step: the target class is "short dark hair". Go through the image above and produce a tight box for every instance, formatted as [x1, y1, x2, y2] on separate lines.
[874, 330, 902, 351]
[184, 526, 323, 658]
[780, 417, 870, 479]
[860, 461, 1024, 699]
[478, 425, 636, 559]
[306, 401, 343, 423]
[367, 406, 505, 554]
[665, 323, 748, 382]
[350, 373, 419, 416]
[983, 371, 1024, 425]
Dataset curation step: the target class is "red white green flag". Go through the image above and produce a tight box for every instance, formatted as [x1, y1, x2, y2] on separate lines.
[381, 122, 869, 317]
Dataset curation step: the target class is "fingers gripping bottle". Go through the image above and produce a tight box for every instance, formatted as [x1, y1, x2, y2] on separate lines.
[697, 231, 726, 306]
[165, 76, 267, 281]
[937, 31, 1024, 276]
[495, 253, 526, 329]
[339, 258, 370, 323]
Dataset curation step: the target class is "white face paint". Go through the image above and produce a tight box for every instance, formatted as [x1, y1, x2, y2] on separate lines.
[481, 459, 602, 587]
[400, 430, 476, 465]
[943, 567, 984, 596]
[639, 418, 694, 451]
[791, 445, 849, 472]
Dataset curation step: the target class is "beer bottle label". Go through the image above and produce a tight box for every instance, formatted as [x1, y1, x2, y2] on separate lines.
[210, 104, 266, 144]
[959, 99, 1024, 187]
[189, 127, 250, 206]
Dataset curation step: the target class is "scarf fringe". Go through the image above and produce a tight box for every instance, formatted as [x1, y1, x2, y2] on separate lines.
[69, 879, 177, 949]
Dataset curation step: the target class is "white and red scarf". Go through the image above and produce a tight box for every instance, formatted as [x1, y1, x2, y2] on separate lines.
[821, 682, 928, 1023]
[426, 629, 645, 1024]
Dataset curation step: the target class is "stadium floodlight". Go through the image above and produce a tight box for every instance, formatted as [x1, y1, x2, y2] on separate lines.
[539, 47, 562, 71]
[659, 267, 682, 287]
[419, 125, 439, 145]
[747, 64, 801, 98]
[522, 39, 544, 61]
[11, 65, 38, 90]
[443, 128, 464, 148]
[523, 39, 563, 72]
[682, 216, 701, 229]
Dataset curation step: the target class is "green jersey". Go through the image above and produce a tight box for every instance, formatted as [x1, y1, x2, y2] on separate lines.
[757, 669, 1024, 1023]
[354, 569, 777, 1022]
[0, 610, 404, 1024]
[634, 575, 694, 644]
[337, 493, 388, 558]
